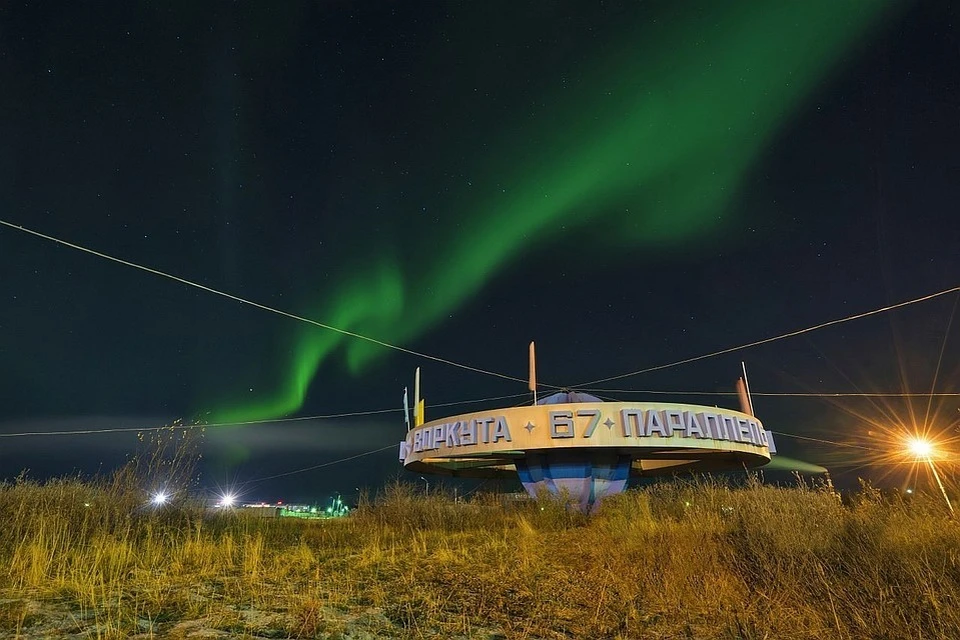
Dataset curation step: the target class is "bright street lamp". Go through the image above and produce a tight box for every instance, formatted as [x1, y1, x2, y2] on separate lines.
[905, 437, 954, 517]
[907, 438, 934, 458]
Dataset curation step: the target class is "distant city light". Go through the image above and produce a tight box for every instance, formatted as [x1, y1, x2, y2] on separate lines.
[218, 493, 237, 507]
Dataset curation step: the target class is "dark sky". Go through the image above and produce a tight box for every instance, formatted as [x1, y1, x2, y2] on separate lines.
[1, 1, 958, 501]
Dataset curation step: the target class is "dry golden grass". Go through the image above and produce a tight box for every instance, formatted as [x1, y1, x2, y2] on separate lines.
[1, 472, 958, 639]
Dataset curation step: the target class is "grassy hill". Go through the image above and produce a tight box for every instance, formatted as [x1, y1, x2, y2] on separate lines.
[1, 474, 958, 639]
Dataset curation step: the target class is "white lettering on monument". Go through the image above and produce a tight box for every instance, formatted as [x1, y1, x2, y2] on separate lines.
[409, 407, 767, 453]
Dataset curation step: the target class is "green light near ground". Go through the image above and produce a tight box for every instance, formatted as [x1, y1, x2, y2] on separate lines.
[272, 496, 350, 520]
[764, 455, 828, 474]
[213, 1, 897, 424]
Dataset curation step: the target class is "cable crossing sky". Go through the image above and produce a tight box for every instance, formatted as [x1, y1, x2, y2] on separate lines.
[0, 219, 536, 387]
[3, 218, 958, 407]
[575, 286, 960, 387]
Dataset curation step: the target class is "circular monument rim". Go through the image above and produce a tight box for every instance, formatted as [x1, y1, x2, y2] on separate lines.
[400, 401, 772, 477]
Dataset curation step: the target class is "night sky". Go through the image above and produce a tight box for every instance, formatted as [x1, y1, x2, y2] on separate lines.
[2, 1, 958, 501]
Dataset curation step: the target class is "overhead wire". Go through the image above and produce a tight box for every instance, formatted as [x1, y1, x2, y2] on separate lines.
[922, 292, 959, 429]
[574, 283, 960, 387]
[8, 218, 955, 398]
[239, 444, 398, 485]
[0, 219, 532, 386]
[587, 390, 888, 452]
[6, 219, 956, 479]
[0, 392, 531, 439]
[583, 388, 960, 398]
[770, 430, 882, 453]
[431, 392, 531, 409]
[233, 429, 886, 486]
[201, 391, 533, 485]
[0, 409, 396, 438]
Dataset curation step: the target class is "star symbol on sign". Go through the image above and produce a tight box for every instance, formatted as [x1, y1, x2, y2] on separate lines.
[525, 422, 536, 433]
[603, 418, 615, 429]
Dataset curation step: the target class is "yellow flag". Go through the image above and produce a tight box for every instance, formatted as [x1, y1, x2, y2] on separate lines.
[415, 399, 425, 427]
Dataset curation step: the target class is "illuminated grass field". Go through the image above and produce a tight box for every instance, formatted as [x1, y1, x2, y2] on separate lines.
[2, 472, 959, 640]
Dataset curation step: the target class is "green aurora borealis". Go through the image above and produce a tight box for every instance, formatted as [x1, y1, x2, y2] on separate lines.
[212, 2, 896, 424]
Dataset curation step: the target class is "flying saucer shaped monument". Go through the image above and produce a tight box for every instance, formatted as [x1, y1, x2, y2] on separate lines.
[399, 354, 776, 512]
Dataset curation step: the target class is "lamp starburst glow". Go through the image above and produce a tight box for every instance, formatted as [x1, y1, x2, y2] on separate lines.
[907, 438, 934, 459]
[151, 491, 169, 506]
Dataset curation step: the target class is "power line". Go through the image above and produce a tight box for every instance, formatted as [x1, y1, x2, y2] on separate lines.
[575, 283, 960, 387]
[243, 428, 927, 486]
[771, 430, 881, 452]
[205, 391, 531, 486]
[569, 392, 896, 453]
[0, 409, 395, 439]
[240, 444, 398, 485]
[0, 392, 531, 439]
[239, 430, 882, 486]
[0, 219, 529, 386]
[584, 388, 960, 398]
[431, 392, 531, 409]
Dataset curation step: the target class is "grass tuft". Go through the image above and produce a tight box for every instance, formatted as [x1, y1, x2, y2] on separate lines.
[1, 474, 959, 638]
